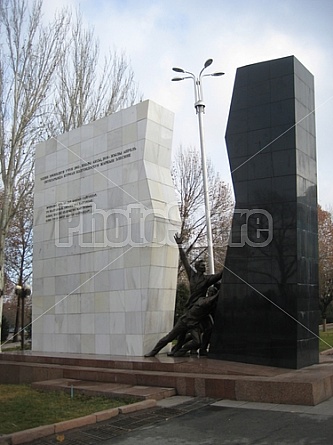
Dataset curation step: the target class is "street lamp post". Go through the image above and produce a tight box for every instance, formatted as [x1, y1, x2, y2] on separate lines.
[15, 284, 31, 350]
[172, 59, 224, 274]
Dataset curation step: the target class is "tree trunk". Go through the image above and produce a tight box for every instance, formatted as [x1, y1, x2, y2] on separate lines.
[0, 239, 5, 352]
[323, 318, 327, 332]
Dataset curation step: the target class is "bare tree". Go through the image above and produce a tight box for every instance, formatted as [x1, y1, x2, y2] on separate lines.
[0, 0, 68, 346]
[318, 205, 333, 331]
[0, 0, 142, 344]
[172, 145, 234, 278]
[43, 9, 139, 136]
[5, 186, 33, 341]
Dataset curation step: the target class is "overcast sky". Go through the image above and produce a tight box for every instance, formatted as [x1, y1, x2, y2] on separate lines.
[43, 0, 333, 208]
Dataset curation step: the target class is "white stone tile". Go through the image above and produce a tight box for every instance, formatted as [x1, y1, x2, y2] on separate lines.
[45, 138, 57, 155]
[122, 161, 140, 184]
[145, 289, 176, 312]
[68, 146, 81, 163]
[45, 153, 57, 172]
[122, 105, 137, 126]
[158, 144, 173, 168]
[110, 334, 126, 355]
[55, 314, 68, 334]
[138, 181, 152, 203]
[105, 169, 124, 191]
[80, 122, 94, 141]
[120, 182, 140, 204]
[124, 267, 141, 290]
[92, 249, 110, 271]
[126, 334, 143, 356]
[43, 315, 55, 334]
[93, 174, 108, 194]
[145, 120, 165, 145]
[95, 334, 110, 354]
[136, 100, 149, 120]
[79, 274, 95, 293]
[144, 310, 174, 334]
[67, 294, 80, 314]
[67, 334, 81, 353]
[55, 275, 81, 295]
[160, 126, 173, 150]
[81, 334, 95, 353]
[42, 333, 56, 352]
[81, 138, 94, 160]
[94, 292, 110, 312]
[110, 312, 126, 334]
[54, 295, 67, 314]
[124, 290, 142, 311]
[35, 140, 46, 159]
[109, 247, 125, 269]
[95, 313, 110, 334]
[43, 277, 56, 296]
[67, 314, 81, 333]
[122, 123, 138, 145]
[107, 110, 123, 131]
[43, 221, 57, 243]
[93, 115, 108, 136]
[68, 127, 81, 147]
[93, 270, 110, 292]
[93, 133, 107, 155]
[140, 265, 151, 289]
[32, 277, 43, 294]
[31, 294, 44, 314]
[35, 157, 46, 176]
[41, 258, 56, 277]
[80, 294, 95, 313]
[109, 268, 125, 291]
[56, 149, 68, 168]
[137, 119, 148, 141]
[143, 139, 160, 164]
[56, 133, 69, 152]
[107, 128, 123, 150]
[125, 311, 143, 334]
[147, 265, 166, 289]
[109, 291, 125, 312]
[34, 260, 45, 279]
[147, 100, 174, 130]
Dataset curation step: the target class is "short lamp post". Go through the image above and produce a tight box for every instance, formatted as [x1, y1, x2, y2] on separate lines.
[15, 284, 31, 350]
[172, 59, 224, 274]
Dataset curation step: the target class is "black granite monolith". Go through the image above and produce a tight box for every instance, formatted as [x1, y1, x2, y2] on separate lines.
[209, 56, 319, 369]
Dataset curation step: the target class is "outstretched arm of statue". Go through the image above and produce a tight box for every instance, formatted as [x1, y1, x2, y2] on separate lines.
[174, 233, 191, 279]
[207, 269, 223, 286]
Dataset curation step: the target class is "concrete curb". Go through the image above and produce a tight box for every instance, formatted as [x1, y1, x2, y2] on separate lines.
[0, 399, 157, 445]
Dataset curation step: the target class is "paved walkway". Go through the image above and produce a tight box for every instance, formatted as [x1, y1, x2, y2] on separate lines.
[20, 394, 333, 445]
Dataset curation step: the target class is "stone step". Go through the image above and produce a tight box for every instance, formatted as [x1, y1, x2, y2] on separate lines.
[32, 378, 176, 401]
[1, 352, 333, 406]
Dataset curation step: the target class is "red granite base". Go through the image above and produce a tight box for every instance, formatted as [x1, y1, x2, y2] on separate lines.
[0, 350, 332, 406]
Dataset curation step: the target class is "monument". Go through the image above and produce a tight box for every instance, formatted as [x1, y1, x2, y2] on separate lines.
[32, 100, 181, 356]
[209, 56, 319, 369]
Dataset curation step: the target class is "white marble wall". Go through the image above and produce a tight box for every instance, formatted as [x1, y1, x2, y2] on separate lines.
[32, 100, 181, 356]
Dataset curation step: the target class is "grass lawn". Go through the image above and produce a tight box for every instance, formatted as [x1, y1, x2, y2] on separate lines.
[319, 330, 333, 353]
[0, 384, 137, 435]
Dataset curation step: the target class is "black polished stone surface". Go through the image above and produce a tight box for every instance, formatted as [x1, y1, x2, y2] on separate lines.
[209, 56, 319, 369]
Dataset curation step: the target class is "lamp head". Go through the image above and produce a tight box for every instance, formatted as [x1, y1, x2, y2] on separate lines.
[171, 77, 184, 82]
[172, 67, 185, 73]
[204, 58, 213, 68]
